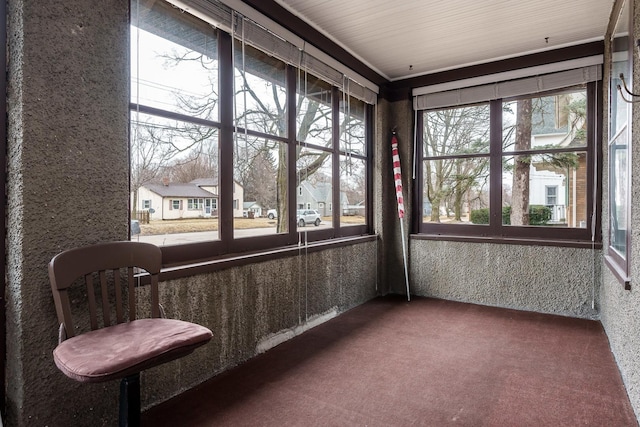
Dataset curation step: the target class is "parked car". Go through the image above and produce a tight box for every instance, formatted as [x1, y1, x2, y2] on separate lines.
[297, 209, 321, 227]
[267, 209, 277, 219]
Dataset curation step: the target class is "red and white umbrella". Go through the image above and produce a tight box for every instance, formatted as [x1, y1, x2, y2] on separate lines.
[391, 131, 410, 301]
[391, 134, 405, 219]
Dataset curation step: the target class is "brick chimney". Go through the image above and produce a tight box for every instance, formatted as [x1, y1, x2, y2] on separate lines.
[162, 177, 169, 186]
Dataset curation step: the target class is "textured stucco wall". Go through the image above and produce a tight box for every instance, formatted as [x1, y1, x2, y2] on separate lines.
[140, 243, 379, 407]
[600, 0, 640, 421]
[5, 0, 131, 425]
[392, 93, 601, 319]
[4, 1, 380, 426]
[374, 98, 392, 295]
[381, 98, 414, 296]
[411, 240, 601, 318]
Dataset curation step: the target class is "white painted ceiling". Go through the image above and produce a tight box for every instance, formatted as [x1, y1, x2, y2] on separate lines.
[274, 0, 615, 81]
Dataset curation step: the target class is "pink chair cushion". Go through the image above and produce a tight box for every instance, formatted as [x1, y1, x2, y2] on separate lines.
[53, 318, 212, 383]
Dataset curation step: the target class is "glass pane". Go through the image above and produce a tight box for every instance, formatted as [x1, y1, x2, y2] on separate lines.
[422, 158, 489, 224]
[610, 130, 628, 256]
[131, 3, 219, 121]
[340, 156, 366, 226]
[610, 0, 630, 140]
[502, 89, 587, 152]
[233, 134, 287, 236]
[234, 41, 287, 137]
[297, 72, 333, 146]
[502, 152, 587, 227]
[130, 112, 219, 245]
[297, 147, 332, 230]
[339, 95, 366, 155]
[423, 104, 490, 157]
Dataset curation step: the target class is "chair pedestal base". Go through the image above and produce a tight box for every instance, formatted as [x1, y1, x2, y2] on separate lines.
[119, 373, 140, 427]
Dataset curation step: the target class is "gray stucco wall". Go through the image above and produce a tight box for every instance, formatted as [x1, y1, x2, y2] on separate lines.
[600, 0, 640, 421]
[374, 98, 393, 296]
[140, 244, 379, 408]
[382, 98, 414, 297]
[4, 1, 380, 425]
[6, 0, 131, 425]
[389, 96, 602, 319]
[411, 240, 601, 319]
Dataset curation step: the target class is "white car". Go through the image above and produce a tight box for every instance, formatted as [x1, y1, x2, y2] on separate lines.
[297, 209, 321, 227]
[267, 209, 277, 219]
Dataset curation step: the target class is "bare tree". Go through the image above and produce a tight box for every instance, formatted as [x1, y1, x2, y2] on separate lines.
[169, 151, 218, 183]
[423, 106, 490, 222]
[235, 67, 357, 232]
[510, 98, 532, 225]
[451, 155, 488, 221]
[241, 148, 278, 211]
[136, 41, 360, 233]
[131, 114, 218, 210]
[506, 94, 585, 225]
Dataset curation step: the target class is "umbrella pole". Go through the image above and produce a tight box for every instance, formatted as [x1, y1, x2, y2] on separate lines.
[399, 218, 410, 301]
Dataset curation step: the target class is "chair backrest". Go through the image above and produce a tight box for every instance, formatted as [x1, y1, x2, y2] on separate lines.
[48, 241, 163, 340]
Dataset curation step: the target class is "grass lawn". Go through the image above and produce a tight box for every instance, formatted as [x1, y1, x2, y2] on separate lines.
[140, 216, 365, 235]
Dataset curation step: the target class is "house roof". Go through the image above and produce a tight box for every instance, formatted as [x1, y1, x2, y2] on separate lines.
[243, 201, 262, 209]
[145, 183, 217, 198]
[190, 178, 218, 187]
[301, 181, 349, 204]
[302, 181, 329, 202]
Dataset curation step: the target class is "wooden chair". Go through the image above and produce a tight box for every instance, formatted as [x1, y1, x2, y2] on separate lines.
[48, 241, 212, 427]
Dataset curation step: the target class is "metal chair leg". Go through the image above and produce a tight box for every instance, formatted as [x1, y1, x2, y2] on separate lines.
[119, 373, 141, 427]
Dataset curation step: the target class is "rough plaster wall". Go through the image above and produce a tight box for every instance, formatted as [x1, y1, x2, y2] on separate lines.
[374, 98, 391, 295]
[411, 240, 601, 318]
[381, 98, 413, 296]
[5, 0, 130, 425]
[139, 243, 379, 411]
[600, 0, 640, 421]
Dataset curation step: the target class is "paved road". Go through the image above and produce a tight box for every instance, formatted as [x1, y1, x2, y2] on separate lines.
[133, 222, 332, 246]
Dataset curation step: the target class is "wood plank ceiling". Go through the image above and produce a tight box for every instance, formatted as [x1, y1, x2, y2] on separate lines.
[274, 0, 615, 81]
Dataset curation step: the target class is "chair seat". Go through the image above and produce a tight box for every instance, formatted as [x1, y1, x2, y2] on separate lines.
[53, 318, 212, 383]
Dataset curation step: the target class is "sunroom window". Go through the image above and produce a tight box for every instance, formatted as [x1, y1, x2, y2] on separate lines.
[605, 0, 631, 287]
[501, 90, 589, 229]
[414, 65, 601, 245]
[130, 0, 376, 266]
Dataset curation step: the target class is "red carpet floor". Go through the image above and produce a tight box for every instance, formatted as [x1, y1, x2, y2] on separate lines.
[142, 296, 638, 426]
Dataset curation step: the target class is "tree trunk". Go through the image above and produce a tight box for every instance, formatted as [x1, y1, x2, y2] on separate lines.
[132, 187, 139, 213]
[510, 99, 532, 226]
[453, 161, 463, 221]
[454, 188, 464, 221]
[430, 197, 441, 222]
[276, 144, 288, 233]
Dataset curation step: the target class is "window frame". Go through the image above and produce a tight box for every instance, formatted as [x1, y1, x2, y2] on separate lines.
[414, 82, 602, 246]
[130, 3, 374, 267]
[604, 0, 632, 289]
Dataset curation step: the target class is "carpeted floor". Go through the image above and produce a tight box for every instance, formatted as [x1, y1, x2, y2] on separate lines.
[142, 296, 638, 426]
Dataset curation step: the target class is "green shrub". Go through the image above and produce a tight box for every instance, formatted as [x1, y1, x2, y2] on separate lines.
[470, 208, 489, 224]
[471, 205, 552, 225]
[501, 206, 511, 224]
[528, 205, 552, 225]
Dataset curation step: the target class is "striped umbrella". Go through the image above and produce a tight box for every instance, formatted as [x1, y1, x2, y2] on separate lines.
[391, 134, 405, 219]
[391, 131, 410, 301]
